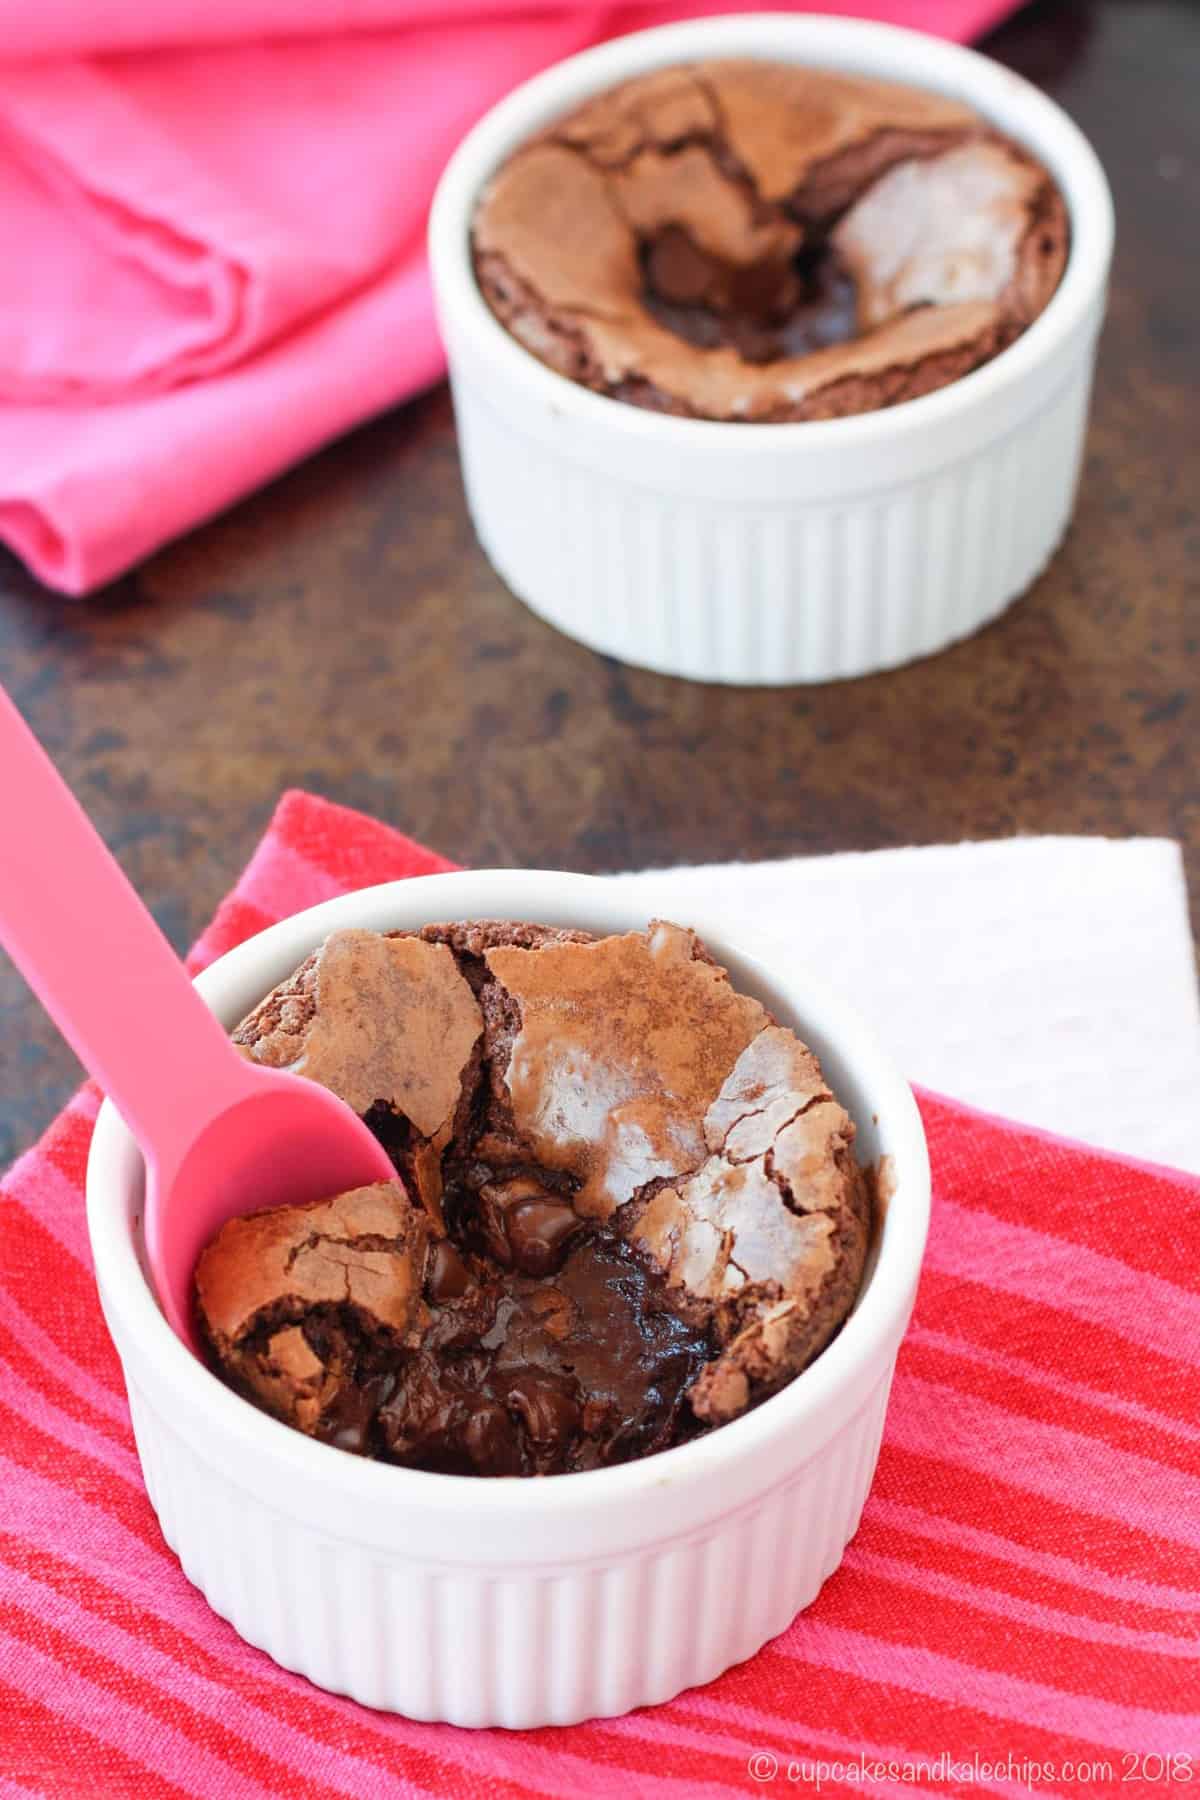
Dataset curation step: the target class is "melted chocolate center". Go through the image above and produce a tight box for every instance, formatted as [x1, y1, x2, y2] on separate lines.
[299, 1225, 710, 1478]
[640, 224, 859, 365]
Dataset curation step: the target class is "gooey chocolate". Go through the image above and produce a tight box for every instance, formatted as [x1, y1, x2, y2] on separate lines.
[194, 920, 871, 1476]
[471, 60, 1069, 421]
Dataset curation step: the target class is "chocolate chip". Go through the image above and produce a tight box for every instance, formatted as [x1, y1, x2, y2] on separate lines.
[425, 1238, 471, 1302]
[506, 1199, 584, 1276]
[505, 1371, 580, 1455]
[477, 1175, 584, 1275]
[462, 1400, 522, 1476]
[476, 1173, 540, 1266]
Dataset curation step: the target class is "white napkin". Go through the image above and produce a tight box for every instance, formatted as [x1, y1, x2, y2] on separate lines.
[605, 837, 1200, 1174]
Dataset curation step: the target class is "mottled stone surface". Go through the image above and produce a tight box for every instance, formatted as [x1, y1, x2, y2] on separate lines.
[0, 0, 1196, 1166]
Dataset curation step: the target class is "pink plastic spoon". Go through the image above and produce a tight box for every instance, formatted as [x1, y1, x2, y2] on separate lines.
[0, 685, 396, 1350]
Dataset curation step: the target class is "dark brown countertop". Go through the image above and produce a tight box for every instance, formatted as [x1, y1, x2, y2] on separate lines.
[0, 0, 1196, 1167]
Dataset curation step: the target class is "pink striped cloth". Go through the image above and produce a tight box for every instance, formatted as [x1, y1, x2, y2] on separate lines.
[0, 0, 1021, 596]
[3, 789, 1198, 1794]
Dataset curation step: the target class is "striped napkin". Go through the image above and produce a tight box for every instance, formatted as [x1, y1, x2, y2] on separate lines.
[2, 789, 1197, 1794]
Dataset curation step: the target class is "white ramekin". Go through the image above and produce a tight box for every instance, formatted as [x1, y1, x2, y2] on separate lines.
[429, 14, 1114, 685]
[87, 870, 930, 1728]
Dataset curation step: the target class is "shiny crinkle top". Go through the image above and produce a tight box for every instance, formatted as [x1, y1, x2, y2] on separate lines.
[471, 60, 1069, 422]
[197, 920, 871, 1476]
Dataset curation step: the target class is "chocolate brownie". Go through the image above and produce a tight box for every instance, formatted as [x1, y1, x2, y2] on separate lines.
[471, 61, 1069, 421]
[196, 920, 871, 1476]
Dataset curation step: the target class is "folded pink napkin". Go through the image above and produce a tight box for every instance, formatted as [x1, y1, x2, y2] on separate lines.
[2, 789, 1198, 1792]
[0, 0, 1020, 594]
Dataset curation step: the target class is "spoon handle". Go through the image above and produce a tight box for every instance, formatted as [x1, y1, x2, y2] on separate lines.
[0, 684, 249, 1170]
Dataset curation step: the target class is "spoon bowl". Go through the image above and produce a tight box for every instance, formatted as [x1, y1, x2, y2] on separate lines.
[146, 1064, 396, 1347]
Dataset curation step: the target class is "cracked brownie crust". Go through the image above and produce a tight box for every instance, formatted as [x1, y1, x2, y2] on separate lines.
[471, 60, 1069, 422]
[198, 919, 871, 1476]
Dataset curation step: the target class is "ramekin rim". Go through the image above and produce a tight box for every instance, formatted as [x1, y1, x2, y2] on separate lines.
[86, 868, 931, 1519]
[428, 10, 1114, 450]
